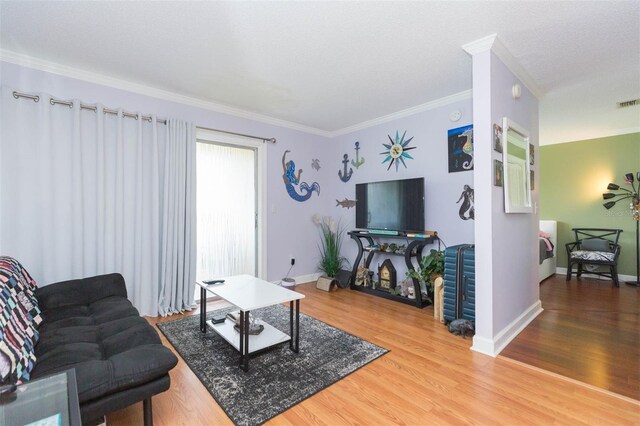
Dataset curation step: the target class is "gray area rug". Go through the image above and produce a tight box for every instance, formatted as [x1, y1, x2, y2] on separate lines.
[157, 304, 388, 426]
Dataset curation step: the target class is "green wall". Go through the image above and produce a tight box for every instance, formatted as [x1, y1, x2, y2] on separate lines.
[540, 132, 640, 276]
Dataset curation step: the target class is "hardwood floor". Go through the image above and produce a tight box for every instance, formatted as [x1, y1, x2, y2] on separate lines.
[108, 282, 639, 425]
[501, 274, 640, 401]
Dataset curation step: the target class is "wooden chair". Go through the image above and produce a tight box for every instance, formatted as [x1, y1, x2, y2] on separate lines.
[565, 228, 623, 287]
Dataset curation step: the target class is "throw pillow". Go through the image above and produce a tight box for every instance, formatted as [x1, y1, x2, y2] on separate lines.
[581, 238, 611, 252]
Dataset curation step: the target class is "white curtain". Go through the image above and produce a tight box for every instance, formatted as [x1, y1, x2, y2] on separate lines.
[0, 87, 196, 316]
[158, 121, 196, 316]
[196, 142, 256, 280]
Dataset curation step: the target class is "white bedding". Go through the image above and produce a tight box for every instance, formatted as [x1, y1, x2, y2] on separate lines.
[539, 220, 557, 282]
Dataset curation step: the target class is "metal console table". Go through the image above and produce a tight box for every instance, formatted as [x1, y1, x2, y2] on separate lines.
[348, 230, 438, 308]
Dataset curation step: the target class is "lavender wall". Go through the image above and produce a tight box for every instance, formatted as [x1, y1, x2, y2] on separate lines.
[489, 52, 540, 335]
[470, 48, 540, 356]
[0, 61, 333, 282]
[470, 50, 494, 342]
[329, 99, 475, 279]
[0, 61, 476, 289]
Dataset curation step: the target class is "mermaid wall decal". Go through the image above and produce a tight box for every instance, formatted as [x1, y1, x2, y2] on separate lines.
[456, 184, 475, 220]
[282, 150, 320, 202]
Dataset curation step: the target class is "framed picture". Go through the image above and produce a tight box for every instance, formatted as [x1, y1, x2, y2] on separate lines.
[447, 124, 473, 173]
[493, 123, 503, 153]
[529, 143, 535, 165]
[530, 170, 535, 190]
[494, 159, 503, 187]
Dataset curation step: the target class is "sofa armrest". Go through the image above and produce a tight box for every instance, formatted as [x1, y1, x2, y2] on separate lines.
[35, 273, 128, 311]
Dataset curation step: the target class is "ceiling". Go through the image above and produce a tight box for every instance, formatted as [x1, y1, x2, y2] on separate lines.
[1, 1, 639, 141]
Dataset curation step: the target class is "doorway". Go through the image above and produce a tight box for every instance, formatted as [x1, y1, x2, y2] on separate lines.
[194, 128, 267, 300]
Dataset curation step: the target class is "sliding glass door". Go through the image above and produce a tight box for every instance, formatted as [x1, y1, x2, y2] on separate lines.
[195, 140, 257, 298]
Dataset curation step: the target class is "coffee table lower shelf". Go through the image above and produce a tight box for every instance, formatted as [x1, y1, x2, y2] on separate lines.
[206, 319, 291, 354]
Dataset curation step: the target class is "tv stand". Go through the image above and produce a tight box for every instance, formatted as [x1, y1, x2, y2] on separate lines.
[347, 230, 438, 308]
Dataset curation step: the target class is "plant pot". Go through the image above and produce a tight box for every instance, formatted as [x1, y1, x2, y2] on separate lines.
[316, 276, 338, 292]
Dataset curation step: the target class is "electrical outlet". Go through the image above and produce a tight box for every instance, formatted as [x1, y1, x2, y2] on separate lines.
[290, 257, 295, 266]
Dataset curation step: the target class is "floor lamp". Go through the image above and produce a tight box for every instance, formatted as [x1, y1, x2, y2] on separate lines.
[603, 172, 640, 287]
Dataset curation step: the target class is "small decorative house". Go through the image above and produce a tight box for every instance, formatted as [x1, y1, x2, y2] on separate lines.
[378, 259, 397, 290]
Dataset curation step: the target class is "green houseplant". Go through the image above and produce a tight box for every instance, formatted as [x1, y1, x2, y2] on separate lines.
[313, 215, 348, 290]
[406, 249, 444, 295]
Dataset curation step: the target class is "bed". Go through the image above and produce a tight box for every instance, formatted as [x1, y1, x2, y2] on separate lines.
[539, 220, 557, 282]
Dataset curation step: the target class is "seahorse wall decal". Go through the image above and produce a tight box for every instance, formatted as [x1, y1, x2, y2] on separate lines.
[282, 150, 320, 202]
[460, 128, 474, 170]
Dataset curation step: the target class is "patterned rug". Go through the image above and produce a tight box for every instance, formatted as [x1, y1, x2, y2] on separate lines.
[157, 304, 388, 426]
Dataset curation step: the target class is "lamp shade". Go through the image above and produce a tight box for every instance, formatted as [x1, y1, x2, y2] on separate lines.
[625, 173, 634, 183]
[603, 201, 616, 209]
[603, 193, 616, 199]
[607, 183, 620, 190]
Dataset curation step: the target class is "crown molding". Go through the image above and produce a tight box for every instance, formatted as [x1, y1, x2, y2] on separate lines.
[462, 34, 544, 99]
[462, 34, 498, 56]
[330, 89, 472, 137]
[0, 49, 332, 138]
[1, 49, 475, 139]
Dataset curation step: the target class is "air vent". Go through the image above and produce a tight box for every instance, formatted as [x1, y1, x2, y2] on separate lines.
[617, 99, 640, 108]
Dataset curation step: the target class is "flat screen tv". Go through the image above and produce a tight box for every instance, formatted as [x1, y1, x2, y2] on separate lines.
[355, 177, 425, 232]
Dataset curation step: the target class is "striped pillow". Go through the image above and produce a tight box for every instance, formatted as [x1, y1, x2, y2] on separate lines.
[0, 257, 42, 326]
[0, 257, 41, 383]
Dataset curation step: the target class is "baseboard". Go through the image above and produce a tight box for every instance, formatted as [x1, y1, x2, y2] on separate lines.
[471, 300, 543, 357]
[272, 272, 321, 286]
[293, 272, 322, 284]
[555, 267, 636, 282]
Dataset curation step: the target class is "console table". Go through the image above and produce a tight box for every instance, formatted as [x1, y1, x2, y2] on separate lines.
[348, 230, 438, 308]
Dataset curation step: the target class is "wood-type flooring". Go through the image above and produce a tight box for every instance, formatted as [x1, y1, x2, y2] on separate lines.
[501, 274, 639, 400]
[108, 280, 639, 425]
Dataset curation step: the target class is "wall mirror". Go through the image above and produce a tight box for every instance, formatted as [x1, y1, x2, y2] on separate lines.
[502, 117, 532, 213]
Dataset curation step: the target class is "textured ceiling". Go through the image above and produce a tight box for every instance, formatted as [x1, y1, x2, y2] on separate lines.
[1, 1, 639, 138]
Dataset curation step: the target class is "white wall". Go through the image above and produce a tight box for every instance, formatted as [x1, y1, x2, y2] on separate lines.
[468, 40, 542, 357]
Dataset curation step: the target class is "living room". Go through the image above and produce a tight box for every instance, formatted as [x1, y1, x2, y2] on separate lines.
[1, 2, 638, 425]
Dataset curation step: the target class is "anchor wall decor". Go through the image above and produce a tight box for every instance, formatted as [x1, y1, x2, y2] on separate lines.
[338, 153, 353, 182]
[351, 141, 365, 169]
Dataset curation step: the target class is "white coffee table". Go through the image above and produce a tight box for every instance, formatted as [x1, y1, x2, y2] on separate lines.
[196, 275, 305, 371]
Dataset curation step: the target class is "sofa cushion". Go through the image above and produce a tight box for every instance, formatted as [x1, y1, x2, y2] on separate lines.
[39, 297, 139, 329]
[570, 250, 615, 262]
[32, 294, 178, 403]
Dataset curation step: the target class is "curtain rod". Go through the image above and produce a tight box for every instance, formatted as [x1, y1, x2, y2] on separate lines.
[196, 125, 277, 144]
[12, 91, 277, 144]
[12, 91, 167, 124]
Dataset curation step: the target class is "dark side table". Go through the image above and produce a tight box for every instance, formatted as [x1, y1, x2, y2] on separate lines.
[0, 369, 81, 426]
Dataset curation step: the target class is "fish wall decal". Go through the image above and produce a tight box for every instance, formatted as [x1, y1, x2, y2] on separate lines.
[336, 198, 357, 209]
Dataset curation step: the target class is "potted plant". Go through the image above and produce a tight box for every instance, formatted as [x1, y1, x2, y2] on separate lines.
[406, 249, 444, 298]
[313, 215, 348, 291]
